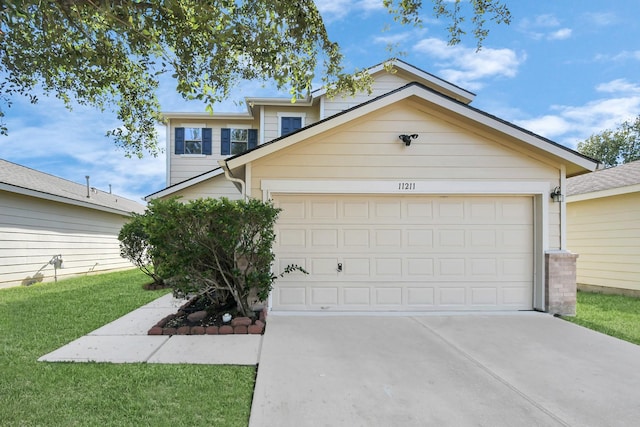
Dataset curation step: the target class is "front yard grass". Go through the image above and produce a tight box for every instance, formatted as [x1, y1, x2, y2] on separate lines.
[0, 269, 255, 427]
[563, 290, 640, 346]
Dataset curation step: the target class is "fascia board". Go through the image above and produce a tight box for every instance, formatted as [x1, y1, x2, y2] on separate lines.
[227, 84, 598, 173]
[225, 86, 419, 170]
[567, 183, 640, 202]
[145, 168, 225, 200]
[161, 112, 255, 120]
[313, 60, 475, 104]
[413, 89, 599, 172]
[0, 183, 134, 216]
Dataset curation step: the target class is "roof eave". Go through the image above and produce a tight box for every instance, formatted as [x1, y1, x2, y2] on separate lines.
[0, 183, 139, 216]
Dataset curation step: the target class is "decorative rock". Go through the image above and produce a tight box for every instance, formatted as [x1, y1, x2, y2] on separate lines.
[219, 325, 234, 335]
[248, 324, 264, 335]
[234, 325, 248, 334]
[148, 326, 164, 335]
[259, 308, 267, 322]
[163, 328, 176, 335]
[187, 310, 208, 323]
[205, 326, 219, 335]
[191, 326, 205, 335]
[177, 326, 190, 335]
[231, 317, 252, 327]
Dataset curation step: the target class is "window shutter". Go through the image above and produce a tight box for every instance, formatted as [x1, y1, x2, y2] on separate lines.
[175, 127, 185, 154]
[221, 128, 231, 155]
[248, 129, 258, 149]
[202, 128, 212, 155]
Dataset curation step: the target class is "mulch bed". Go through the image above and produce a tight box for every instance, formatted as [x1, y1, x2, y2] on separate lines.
[148, 294, 266, 336]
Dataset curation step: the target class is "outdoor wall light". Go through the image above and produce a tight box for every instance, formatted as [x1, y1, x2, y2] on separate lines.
[399, 134, 419, 146]
[550, 186, 564, 202]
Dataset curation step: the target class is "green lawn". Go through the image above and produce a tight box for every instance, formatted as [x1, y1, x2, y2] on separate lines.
[563, 291, 640, 345]
[0, 269, 255, 427]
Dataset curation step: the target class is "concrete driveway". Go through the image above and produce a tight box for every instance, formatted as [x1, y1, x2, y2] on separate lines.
[250, 312, 640, 427]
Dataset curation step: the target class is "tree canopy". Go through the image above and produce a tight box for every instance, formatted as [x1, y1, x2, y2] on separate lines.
[0, 0, 510, 157]
[577, 116, 640, 168]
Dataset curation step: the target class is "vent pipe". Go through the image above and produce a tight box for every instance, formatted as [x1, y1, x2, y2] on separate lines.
[85, 176, 90, 198]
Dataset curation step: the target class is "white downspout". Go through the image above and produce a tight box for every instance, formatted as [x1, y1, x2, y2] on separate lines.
[219, 160, 247, 200]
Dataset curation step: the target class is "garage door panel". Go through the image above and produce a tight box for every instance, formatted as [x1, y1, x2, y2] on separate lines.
[273, 194, 533, 311]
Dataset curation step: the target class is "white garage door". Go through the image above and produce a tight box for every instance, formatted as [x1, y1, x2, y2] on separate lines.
[272, 194, 533, 311]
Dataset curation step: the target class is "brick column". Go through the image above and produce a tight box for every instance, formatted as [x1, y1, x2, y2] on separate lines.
[545, 251, 578, 316]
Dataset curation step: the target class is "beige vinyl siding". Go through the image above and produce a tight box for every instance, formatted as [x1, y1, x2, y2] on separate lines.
[0, 191, 135, 288]
[250, 100, 562, 249]
[323, 73, 411, 118]
[169, 119, 258, 185]
[161, 175, 242, 202]
[567, 192, 640, 291]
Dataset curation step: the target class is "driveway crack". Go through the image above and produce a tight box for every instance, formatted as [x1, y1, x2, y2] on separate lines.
[410, 317, 572, 427]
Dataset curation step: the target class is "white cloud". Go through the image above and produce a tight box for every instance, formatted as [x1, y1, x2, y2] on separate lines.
[515, 81, 640, 148]
[413, 38, 524, 90]
[583, 12, 617, 27]
[0, 91, 166, 202]
[316, 0, 384, 21]
[548, 28, 572, 40]
[518, 14, 572, 41]
[596, 79, 640, 94]
[594, 50, 640, 63]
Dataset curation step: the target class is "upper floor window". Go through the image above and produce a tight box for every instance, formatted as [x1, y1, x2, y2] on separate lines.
[279, 114, 305, 136]
[221, 128, 258, 156]
[174, 127, 212, 155]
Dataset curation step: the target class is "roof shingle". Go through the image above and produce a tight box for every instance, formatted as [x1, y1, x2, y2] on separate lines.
[567, 160, 640, 196]
[0, 159, 145, 215]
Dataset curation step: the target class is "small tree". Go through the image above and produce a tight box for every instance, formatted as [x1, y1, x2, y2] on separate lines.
[118, 212, 164, 286]
[144, 197, 303, 318]
[577, 116, 640, 167]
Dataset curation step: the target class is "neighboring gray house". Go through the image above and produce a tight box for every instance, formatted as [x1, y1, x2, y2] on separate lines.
[0, 159, 145, 288]
[567, 160, 640, 295]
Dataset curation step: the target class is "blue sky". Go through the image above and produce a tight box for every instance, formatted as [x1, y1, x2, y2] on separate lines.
[1, 1, 639, 202]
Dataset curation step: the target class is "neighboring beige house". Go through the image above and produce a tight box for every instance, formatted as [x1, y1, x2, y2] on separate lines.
[147, 59, 600, 315]
[0, 159, 146, 288]
[567, 160, 640, 296]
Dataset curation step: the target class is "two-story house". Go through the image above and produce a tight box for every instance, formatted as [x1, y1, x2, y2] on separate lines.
[146, 59, 599, 315]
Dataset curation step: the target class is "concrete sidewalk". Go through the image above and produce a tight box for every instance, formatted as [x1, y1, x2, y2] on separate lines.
[250, 313, 640, 427]
[38, 293, 262, 365]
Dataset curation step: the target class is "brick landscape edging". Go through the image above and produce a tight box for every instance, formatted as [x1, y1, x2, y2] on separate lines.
[147, 301, 267, 336]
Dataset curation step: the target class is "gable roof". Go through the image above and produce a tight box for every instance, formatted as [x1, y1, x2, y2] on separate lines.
[145, 167, 226, 200]
[312, 58, 476, 104]
[222, 82, 599, 177]
[567, 160, 640, 201]
[0, 159, 145, 215]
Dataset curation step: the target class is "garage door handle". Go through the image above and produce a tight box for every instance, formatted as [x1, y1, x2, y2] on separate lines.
[337, 263, 343, 272]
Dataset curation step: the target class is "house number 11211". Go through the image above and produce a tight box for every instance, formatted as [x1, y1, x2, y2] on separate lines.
[398, 182, 416, 190]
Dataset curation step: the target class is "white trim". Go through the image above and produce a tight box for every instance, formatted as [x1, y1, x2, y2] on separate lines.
[277, 112, 306, 137]
[179, 122, 206, 128]
[559, 165, 567, 250]
[145, 168, 225, 200]
[567, 183, 640, 202]
[261, 179, 550, 199]
[165, 123, 171, 186]
[313, 59, 475, 104]
[227, 84, 598, 174]
[259, 106, 265, 145]
[0, 183, 136, 216]
[261, 179, 550, 312]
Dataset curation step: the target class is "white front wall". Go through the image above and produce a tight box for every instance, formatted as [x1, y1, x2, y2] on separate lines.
[273, 194, 534, 311]
[0, 191, 135, 288]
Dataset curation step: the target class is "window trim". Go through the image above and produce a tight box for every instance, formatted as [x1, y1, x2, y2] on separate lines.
[277, 112, 306, 137]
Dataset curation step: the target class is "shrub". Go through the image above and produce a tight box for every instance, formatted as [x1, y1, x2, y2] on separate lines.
[118, 212, 164, 285]
[138, 197, 303, 318]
